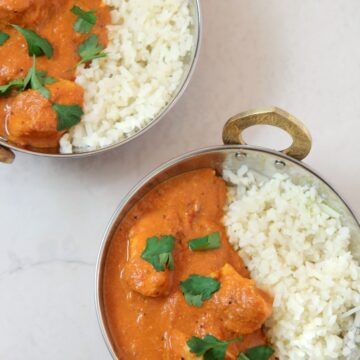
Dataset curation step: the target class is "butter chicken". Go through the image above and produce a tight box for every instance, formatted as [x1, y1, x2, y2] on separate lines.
[103, 169, 274, 359]
[0, 0, 110, 148]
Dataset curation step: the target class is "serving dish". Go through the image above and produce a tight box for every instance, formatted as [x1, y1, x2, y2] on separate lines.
[0, 0, 201, 164]
[95, 107, 360, 359]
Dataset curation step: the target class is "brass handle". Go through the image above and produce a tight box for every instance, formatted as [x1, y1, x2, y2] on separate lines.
[222, 107, 312, 161]
[0, 145, 15, 164]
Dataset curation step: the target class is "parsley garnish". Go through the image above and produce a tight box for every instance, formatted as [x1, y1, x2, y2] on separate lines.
[53, 104, 83, 131]
[188, 232, 221, 251]
[23, 56, 56, 99]
[0, 31, 9, 46]
[141, 235, 175, 272]
[237, 345, 275, 360]
[0, 79, 24, 96]
[78, 34, 106, 65]
[0, 57, 56, 98]
[12, 25, 53, 58]
[36, 71, 57, 86]
[71, 5, 97, 34]
[187, 335, 243, 360]
[180, 274, 220, 307]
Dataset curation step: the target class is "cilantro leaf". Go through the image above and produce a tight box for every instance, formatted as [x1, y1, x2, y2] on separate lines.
[53, 104, 83, 131]
[237, 346, 275, 360]
[0, 57, 57, 97]
[0, 79, 24, 96]
[78, 34, 106, 65]
[188, 232, 221, 251]
[238, 355, 250, 360]
[187, 335, 243, 360]
[12, 25, 53, 58]
[36, 71, 57, 85]
[0, 31, 9, 46]
[23, 56, 56, 99]
[28, 70, 50, 99]
[141, 235, 175, 272]
[180, 274, 220, 307]
[71, 5, 97, 34]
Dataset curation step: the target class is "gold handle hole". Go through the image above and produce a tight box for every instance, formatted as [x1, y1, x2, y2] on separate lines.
[241, 124, 293, 152]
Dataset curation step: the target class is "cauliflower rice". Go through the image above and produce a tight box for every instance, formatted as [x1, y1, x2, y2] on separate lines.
[223, 166, 360, 359]
[60, 0, 195, 153]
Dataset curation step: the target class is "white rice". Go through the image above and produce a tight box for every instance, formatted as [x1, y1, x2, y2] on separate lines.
[223, 166, 360, 359]
[60, 0, 194, 153]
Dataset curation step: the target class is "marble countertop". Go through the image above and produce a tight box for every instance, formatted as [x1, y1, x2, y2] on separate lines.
[1, 1, 360, 359]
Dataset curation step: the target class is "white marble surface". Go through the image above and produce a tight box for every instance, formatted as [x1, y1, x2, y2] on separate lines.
[1, 1, 360, 359]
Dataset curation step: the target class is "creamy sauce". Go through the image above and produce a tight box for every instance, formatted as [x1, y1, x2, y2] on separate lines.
[103, 169, 273, 359]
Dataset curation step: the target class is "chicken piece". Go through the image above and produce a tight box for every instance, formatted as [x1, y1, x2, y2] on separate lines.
[7, 79, 83, 148]
[211, 264, 273, 335]
[0, 47, 32, 86]
[6, 89, 61, 148]
[48, 80, 84, 106]
[124, 258, 171, 298]
[163, 330, 197, 360]
[124, 210, 181, 297]
[163, 291, 225, 339]
[0, 0, 64, 27]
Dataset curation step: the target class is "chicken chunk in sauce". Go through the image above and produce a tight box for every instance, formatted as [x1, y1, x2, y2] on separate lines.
[0, 0, 63, 27]
[211, 264, 273, 335]
[124, 210, 182, 297]
[7, 80, 83, 148]
[163, 329, 197, 360]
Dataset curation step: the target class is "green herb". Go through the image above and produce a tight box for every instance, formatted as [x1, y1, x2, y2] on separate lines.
[23, 66, 49, 99]
[180, 274, 220, 307]
[0, 31, 9, 46]
[0, 79, 24, 96]
[188, 232, 221, 251]
[71, 5, 97, 34]
[237, 346, 275, 360]
[0, 56, 57, 97]
[23, 56, 56, 99]
[78, 34, 106, 65]
[36, 71, 57, 86]
[187, 335, 243, 360]
[141, 235, 175, 272]
[12, 25, 53, 58]
[53, 104, 83, 131]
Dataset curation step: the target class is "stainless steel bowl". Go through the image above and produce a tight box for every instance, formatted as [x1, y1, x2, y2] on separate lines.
[95, 107, 360, 359]
[0, 0, 201, 164]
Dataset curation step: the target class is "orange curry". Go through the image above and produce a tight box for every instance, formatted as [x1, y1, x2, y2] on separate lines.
[0, 0, 110, 148]
[103, 169, 274, 359]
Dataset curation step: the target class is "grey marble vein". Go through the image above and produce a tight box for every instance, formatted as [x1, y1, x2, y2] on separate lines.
[0, 258, 94, 279]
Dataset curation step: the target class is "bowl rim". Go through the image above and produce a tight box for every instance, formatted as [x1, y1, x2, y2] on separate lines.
[95, 143, 360, 359]
[0, 0, 202, 159]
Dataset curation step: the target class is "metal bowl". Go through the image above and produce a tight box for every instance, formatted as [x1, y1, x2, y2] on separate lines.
[95, 107, 360, 359]
[0, 0, 201, 164]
